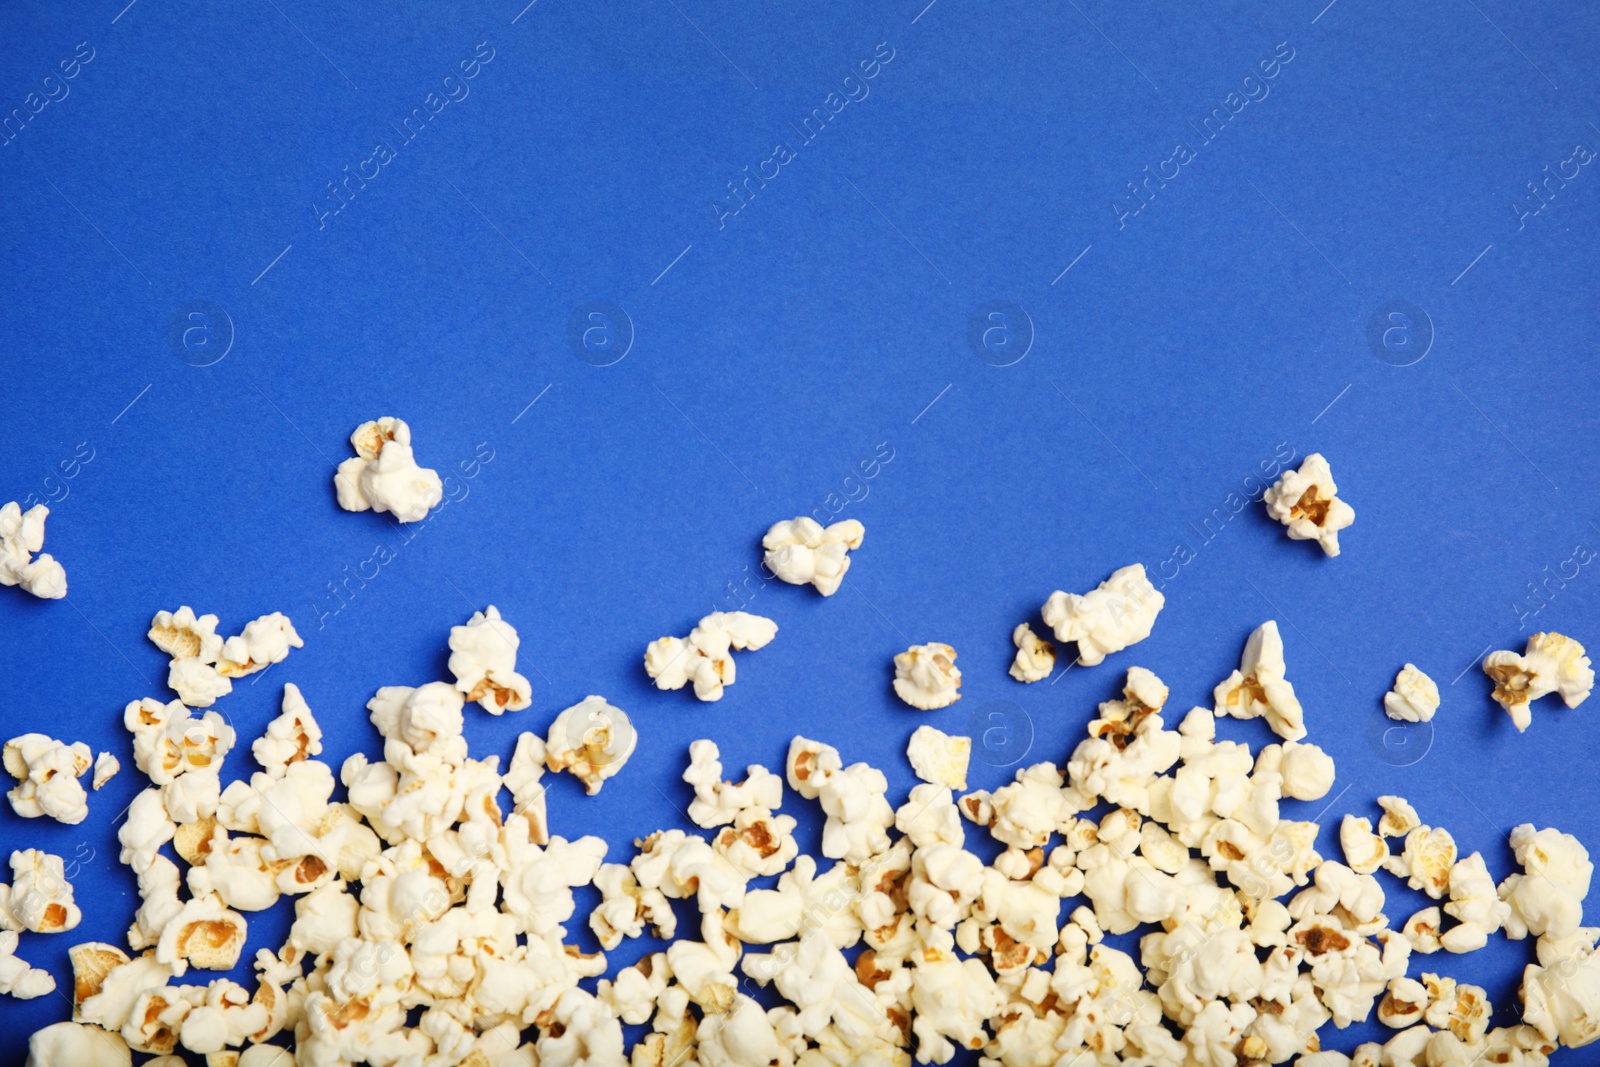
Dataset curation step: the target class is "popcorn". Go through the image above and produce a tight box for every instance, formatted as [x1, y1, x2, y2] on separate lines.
[1385, 825, 1457, 899]
[24, 1021, 130, 1065]
[905, 724, 970, 790]
[1040, 563, 1164, 667]
[1214, 620, 1307, 741]
[0, 930, 55, 999]
[3, 732, 92, 823]
[124, 700, 235, 786]
[545, 695, 635, 794]
[251, 683, 322, 778]
[505, 731, 550, 844]
[1441, 851, 1510, 952]
[1483, 632, 1594, 731]
[892, 642, 962, 710]
[1340, 815, 1390, 875]
[1, 849, 83, 933]
[1500, 824, 1592, 940]
[0, 501, 67, 599]
[1008, 623, 1055, 682]
[1522, 931, 1600, 1048]
[148, 607, 231, 707]
[645, 611, 778, 702]
[93, 752, 120, 790]
[215, 613, 302, 678]
[1377, 795, 1421, 838]
[761, 515, 865, 596]
[682, 740, 783, 828]
[449, 605, 534, 713]
[1384, 663, 1439, 723]
[1263, 452, 1355, 557]
[333, 416, 443, 522]
[155, 894, 248, 976]
[1402, 907, 1443, 954]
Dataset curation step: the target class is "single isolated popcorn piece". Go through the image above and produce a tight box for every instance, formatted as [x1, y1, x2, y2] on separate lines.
[546, 695, 636, 794]
[0, 501, 66, 599]
[1214, 620, 1306, 741]
[1040, 563, 1164, 667]
[1008, 623, 1055, 683]
[92, 752, 119, 790]
[332, 416, 443, 523]
[761, 515, 864, 596]
[1483, 632, 1594, 732]
[448, 605, 533, 714]
[3, 733, 92, 824]
[644, 611, 776, 702]
[1385, 663, 1440, 722]
[906, 724, 971, 791]
[1263, 451, 1355, 557]
[893, 642, 962, 710]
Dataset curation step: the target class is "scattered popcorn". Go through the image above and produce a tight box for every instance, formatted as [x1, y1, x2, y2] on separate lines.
[3, 733, 92, 824]
[0, 501, 67, 599]
[1263, 451, 1355, 557]
[1008, 623, 1055, 682]
[644, 611, 777, 702]
[0, 930, 55, 999]
[1040, 562, 1164, 667]
[92, 752, 119, 790]
[1214, 620, 1307, 741]
[1384, 663, 1440, 722]
[1483, 631, 1594, 732]
[761, 515, 864, 596]
[546, 695, 636, 794]
[332, 416, 443, 522]
[892, 641, 962, 710]
[448, 605, 534, 714]
[906, 724, 971, 791]
[155, 894, 248, 976]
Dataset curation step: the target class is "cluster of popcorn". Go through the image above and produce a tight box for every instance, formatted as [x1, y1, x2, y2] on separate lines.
[333, 417, 443, 524]
[148, 606, 303, 708]
[0, 501, 67, 599]
[4, 732, 117, 825]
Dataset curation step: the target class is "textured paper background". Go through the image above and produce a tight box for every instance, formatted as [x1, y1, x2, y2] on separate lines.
[0, 0, 1597, 1060]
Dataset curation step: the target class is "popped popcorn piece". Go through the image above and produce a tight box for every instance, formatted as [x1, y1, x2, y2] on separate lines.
[1384, 663, 1440, 722]
[1385, 825, 1458, 899]
[124, 700, 235, 787]
[1441, 851, 1510, 952]
[92, 752, 120, 790]
[0, 501, 67, 599]
[1522, 929, 1600, 1048]
[1008, 623, 1055, 682]
[155, 894, 248, 976]
[448, 605, 534, 714]
[1483, 632, 1594, 732]
[148, 608, 231, 707]
[0, 930, 55, 999]
[905, 724, 970, 791]
[1263, 451, 1355, 557]
[892, 642, 962, 710]
[644, 611, 777, 702]
[1402, 907, 1443, 953]
[1341, 815, 1390, 875]
[215, 613, 302, 678]
[1255, 740, 1336, 800]
[1214, 620, 1307, 741]
[1500, 824, 1593, 940]
[24, 1021, 130, 1065]
[1040, 562, 1164, 667]
[682, 739, 783, 828]
[333, 416, 443, 522]
[785, 737, 894, 864]
[1, 849, 82, 933]
[3, 733, 92, 824]
[546, 695, 636, 794]
[1377, 795, 1421, 838]
[505, 731, 550, 844]
[761, 515, 865, 596]
[251, 683, 322, 778]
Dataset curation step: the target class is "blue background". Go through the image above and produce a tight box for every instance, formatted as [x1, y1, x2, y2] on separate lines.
[1, 0, 1597, 1061]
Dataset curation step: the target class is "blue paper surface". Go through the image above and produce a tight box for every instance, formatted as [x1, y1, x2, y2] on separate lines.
[1, 0, 1597, 1061]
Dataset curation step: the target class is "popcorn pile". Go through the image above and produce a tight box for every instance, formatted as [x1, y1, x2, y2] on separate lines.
[0, 501, 67, 599]
[15, 596, 1598, 1067]
[149, 607, 304, 708]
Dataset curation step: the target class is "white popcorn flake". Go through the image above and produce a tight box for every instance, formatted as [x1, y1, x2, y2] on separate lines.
[1341, 815, 1390, 875]
[1214, 620, 1307, 741]
[0, 501, 67, 599]
[25, 1021, 130, 1066]
[1384, 663, 1440, 723]
[250, 682, 322, 779]
[215, 612, 302, 679]
[1441, 851, 1510, 952]
[3, 732, 92, 824]
[1500, 824, 1593, 941]
[1008, 623, 1055, 682]
[683, 739, 783, 828]
[92, 752, 120, 790]
[1263, 451, 1355, 557]
[645, 611, 777, 702]
[155, 893, 248, 976]
[0, 848, 82, 933]
[892, 641, 962, 710]
[449, 604, 534, 714]
[905, 724, 971, 791]
[1377, 795, 1421, 838]
[333, 416, 443, 522]
[1385, 825, 1458, 899]
[761, 515, 864, 596]
[0, 930, 55, 999]
[546, 695, 636, 794]
[1523, 929, 1600, 1048]
[1484, 631, 1594, 732]
[1040, 562, 1164, 667]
